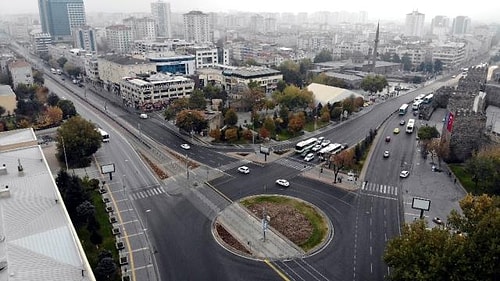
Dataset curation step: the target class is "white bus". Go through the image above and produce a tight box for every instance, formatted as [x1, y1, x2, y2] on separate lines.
[318, 143, 344, 160]
[399, 103, 409, 115]
[412, 100, 423, 111]
[97, 128, 110, 142]
[406, 119, 416, 134]
[413, 94, 426, 103]
[423, 94, 434, 104]
[295, 137, 318, 154]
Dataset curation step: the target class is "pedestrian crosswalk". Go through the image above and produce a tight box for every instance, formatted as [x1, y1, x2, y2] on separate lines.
[275, 157, 313, 171]
[361, 181, 399, 198]
[130, 186, 166, 200]
[217, 159, 252, 172]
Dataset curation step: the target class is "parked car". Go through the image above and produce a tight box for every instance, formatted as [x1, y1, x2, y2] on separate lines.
[237, 166, 250, 174]
[399, 170, 410, 178]
[311, 144, 322, 152]
[432, 217, 443, 225]
[321, 139, 331, 147]
[275, 179, 290, 187]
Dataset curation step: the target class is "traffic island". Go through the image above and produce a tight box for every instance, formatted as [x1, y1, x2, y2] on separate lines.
[213, 195, 332, 260]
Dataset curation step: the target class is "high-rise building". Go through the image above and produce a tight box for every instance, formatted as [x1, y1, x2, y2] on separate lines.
[405, 10, 425, 37]
[151, 0, 172, 38]
[431, 15, 450, 36]
[183, 11, 211, 43]
[105, 25, 133, 54]
[123, 17, 156, 41]
[452, 16, 471, 35]
[38, 0, 86, 41]
[73, 26, 97, 53]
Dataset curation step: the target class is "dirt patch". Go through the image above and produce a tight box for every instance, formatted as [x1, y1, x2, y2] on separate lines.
[215, 223, 251, 254]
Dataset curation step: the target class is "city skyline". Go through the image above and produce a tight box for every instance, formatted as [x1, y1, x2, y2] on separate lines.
[1, 0, 499, 23]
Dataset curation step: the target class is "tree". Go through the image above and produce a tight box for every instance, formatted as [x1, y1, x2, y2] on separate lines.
[276, 80, 287, 92]
[16, 99, 42, 118]
[385, 194, 500, 281]
[0, 106, 5, 116]
[188, 89, 207, 110]
[273, 85, 314, 111]
[56, 57, 67, 69]
[175, 110, 207, 134]
[434, 59, 443, 73]
[278, 60, 302, 86]
[262, 116, 275, 134]
[360, 75, 388, 94]
[417, 126, 440, 157]
[209, 128, 221, 141]
[45, 106, 63, 125]
[224, 127, 238, 142]
[259, 127, 270, 139]
[33, 70, 44, 85]
[329, 149, 355, 182]
[465, 146, 500, 194]
[330, 107, 343, 121]
[94, 257, 117, 281]
[57, 99, 77, 119]
[35, 86, 49, 104]
[64, 63, 81, 78]
[76, 200, 95, 224]
[313, 49, 333, 63]
[47, 93, 60, 106]
[287, 112, 305, 135]
[224, 108, 238, 126]
[56, 116, 102, 167]
[240, 84, 265, 112]
[163, 106, 176, 121]
[401, 53, 412, 71]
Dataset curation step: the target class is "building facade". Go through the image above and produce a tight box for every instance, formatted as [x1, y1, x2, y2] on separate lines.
[452, 16, 471, 36]
[149, 55, 196, 75]
[0, 85, 17, 116]
[405, 10, 425, 37]
[105, 25, 133, 54]
[8, 60, 33, 89]
[73, 25, 97, 54]
[431, 42, 466, 69]
[222, 67, 283, 94]
[431, 15, 450, 37]
[123, 17, 156, 41]
[183, 11, 210, 43]
[97, 55, 157, 87]
[31, 32, 52, 55]
[38, 0, 86, 41]
[151, 0, 172, 38]
[119, 73, 194, 110]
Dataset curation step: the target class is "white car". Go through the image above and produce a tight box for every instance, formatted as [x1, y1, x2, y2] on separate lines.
[180, 143, 190, 150]
[304, 153, 315, 162]
[275, 179, 290, 187]
[383, 150, 390, 158]
[321, 139, 331, 147]
[311, 144, 322, 152]
[317, 137, 325, 144]
[237, 166, 250, 174]
[400, 170, 410, 178]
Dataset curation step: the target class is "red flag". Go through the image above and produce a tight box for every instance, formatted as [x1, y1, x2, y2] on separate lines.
[446, 112, 454, 132]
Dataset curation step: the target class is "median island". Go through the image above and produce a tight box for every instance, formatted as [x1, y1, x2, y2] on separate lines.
[215, 195, 330, 256]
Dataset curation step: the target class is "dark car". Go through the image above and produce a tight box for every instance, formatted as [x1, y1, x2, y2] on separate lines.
[385, 136, 391, 142]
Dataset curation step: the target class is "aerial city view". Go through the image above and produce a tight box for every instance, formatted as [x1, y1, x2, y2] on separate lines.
[0, 0, 500, 280]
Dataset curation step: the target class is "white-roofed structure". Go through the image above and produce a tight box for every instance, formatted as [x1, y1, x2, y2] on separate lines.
[307, 83, 364, 106]
[0, 128, 95, 281]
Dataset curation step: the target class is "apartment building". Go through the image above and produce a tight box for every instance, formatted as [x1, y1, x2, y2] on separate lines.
[97, 55, 156, 87]
[73, 25, 98, 54]
[31, 32, 52, 56]
[405, 10, 425, 37]
[8, 60, 33, 89]
[38, 0, 86, 41]
[432, 42, 467, 69]
[183, 11, 211, 43]
[222, 66, 283, 94]
[123, 17, 156, 41]
[151, 0, 172, 38]
[119, 72, 194, 111]
[105, 25, 133, 54]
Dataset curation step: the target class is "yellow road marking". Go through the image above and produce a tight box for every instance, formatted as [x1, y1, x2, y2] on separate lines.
[264, 259, 290, 281]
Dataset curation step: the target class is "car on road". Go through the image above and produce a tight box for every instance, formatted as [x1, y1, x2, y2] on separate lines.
[393, 127, 400, 134]
[140, 113, 148, 119]
[316, 137, 325, 144]
[321, 139, 331, 147]
[383, 150, 390, 158]
[399, 119, 406, 125]
[275, 179, 290, 187]
[432, 217, 443, 225]
[237, 166, 250, 174]
[311, 144, 322, 152]
[180, 143, 190, 150]
[385, 136, 391, 142]
[399, 170, 410, 178]
[304, 153, 315, 162]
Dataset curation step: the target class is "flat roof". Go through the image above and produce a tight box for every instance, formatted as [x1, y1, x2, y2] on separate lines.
[0, 129, 94, 281]
[102, 55, 153, 66]
[223, 67, 281, 78]
[0, 85, 15, 97]
[307, 83, 363, 105]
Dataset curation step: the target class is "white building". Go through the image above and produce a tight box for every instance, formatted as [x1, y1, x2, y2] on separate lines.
[97, 55, 157, 87]
[73, 25, 98, 54]
[31, 32, 52, 55]
[105, 25, 133, 54]
[151, 0, 172, 38]
[452, 16, 471, 36]
[431, 15, 450, 37]
[181, 46, 228, 69]
[119, 72, 194, 110]
[222, 66, 283, 94]
[405, 11, 425, 37]
[183, 11, 211, 43]
[8, 60, 33, 89]
[123, 17, 156, 41]
[431, 42, 467, 69]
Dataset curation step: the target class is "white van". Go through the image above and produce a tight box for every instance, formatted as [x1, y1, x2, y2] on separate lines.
[140, 113, 148, 119]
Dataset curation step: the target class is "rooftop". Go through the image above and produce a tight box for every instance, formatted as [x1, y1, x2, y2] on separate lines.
[0, 85, 15, 97]
[222, 67, 281, 78]
[0, 128, 94, 281]
[8, 60, 30, 69]
[307, 83, 363, 106]
[101, 55, 154, 66]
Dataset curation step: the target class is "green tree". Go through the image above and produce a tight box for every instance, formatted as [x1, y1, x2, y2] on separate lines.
[56, 116, 102, 167]
[434, 59, 443, 73]
[33, 70, 44, 85]
[465, 146, 500, 194]
[47, 93, 60, 106]
[278, 60, 302, 86]
[276, 80, 287, 92]
[94, 257, 117, 281]
[64, 63, 81, 78]
[163, 106, 176, 121]
[417, 126, 440, 140]
[273, 85, 314, 111]
[401, 53, 412, 71]
[263, 116, 276, 134]
[57, 99, 77, 119]
[360, 75, 388, 94]
[385, 194, 500, 281]
[224, 108, 238, 126]
[330, 107, 343, 121]
[188, 89, 207, 110]
[56, 57, 67, 69]
[76, 200, 95, 224]
[313, 49, 333, 63]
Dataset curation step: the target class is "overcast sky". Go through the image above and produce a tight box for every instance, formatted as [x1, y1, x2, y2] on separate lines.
[1, 0, 498, 23]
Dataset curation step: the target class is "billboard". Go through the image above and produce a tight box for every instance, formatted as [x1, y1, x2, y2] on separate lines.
[412, 197, 431, 211]
[101, 163, 115, 174]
